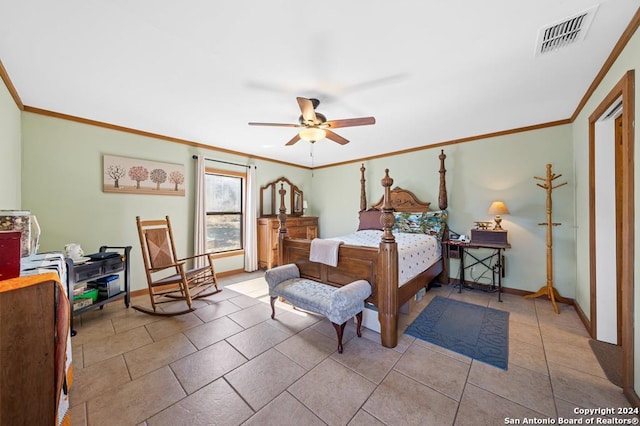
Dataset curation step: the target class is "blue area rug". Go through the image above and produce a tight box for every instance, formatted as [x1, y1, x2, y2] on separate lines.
[405, 296, 509, 369]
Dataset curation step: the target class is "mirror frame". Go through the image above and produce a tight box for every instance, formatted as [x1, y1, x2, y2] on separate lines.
[259, 176, 304, 217]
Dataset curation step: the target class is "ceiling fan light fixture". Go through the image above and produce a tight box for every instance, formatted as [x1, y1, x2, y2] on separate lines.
[250, 97, 375, 146]
[299, 127, 326, 142]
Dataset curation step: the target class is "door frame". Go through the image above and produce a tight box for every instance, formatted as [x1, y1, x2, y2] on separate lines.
[588, 70, 634, 393]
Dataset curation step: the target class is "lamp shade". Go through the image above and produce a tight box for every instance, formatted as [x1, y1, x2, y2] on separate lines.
[488, 201, 510, 215]
[299, 127, 326, 142]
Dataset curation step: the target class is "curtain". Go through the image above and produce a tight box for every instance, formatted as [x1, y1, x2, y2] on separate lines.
[194, 155, 207, 268]
[244, 164, 258, 271]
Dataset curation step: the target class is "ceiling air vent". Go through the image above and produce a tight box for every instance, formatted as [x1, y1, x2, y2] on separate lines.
[536, 6, 598, 56]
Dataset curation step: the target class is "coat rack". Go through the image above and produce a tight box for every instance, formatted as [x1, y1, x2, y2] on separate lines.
[524, 164, 569, 314]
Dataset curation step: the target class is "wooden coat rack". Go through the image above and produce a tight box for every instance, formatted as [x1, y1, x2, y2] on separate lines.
[524, 164, 569, 313]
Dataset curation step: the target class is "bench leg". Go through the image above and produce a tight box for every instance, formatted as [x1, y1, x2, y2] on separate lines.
[270, 296, 277, 319]
[332, 312, 365, 354]
[355, 311, 363, 337]
[332, 322, 347, 354]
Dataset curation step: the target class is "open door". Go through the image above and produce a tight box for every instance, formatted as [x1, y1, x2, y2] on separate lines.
[588, 70, 634, 394]
[593, 103, 623, 344]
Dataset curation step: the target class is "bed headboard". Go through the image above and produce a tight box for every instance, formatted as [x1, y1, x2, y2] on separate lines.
[371, 187, 431, 212]
[361, 149, 447, 212]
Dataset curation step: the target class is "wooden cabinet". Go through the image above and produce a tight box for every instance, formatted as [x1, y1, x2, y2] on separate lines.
[0, 273, 69, 426]
[258, 216, 318, 269]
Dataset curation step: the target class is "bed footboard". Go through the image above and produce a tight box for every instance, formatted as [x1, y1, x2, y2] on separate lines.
[281, 237, 444, 347]
[281, 239, 379, 302]
[281, 236, 403, 347]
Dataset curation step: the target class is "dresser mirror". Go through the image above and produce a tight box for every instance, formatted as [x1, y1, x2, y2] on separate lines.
[260, 177, 303, 217]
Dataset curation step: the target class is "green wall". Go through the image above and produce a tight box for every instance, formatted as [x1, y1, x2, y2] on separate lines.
[19, 109, 576, 299]
[570, 26, 640, 392]
[0, 79, 21, 208]
[312, 125, 576, 297]
[16, 101, 579, 300]
[7, 21, 639, 393]
[20, 112, 311, 292]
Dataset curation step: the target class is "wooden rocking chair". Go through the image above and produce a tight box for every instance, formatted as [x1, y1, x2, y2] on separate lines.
[134, 216, 221, 316]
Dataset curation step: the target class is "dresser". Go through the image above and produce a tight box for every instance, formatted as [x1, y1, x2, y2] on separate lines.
[258, 216, 318, 269]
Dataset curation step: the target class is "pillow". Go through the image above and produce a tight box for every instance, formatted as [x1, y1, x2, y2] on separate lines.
[393, 212, 426, 234]
[423, 210, 448, 240]
[357, 208, 383, 231]
[392, 210, 448, 239]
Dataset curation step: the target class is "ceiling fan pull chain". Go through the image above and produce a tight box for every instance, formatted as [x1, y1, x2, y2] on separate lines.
[310, 143, 315, 174]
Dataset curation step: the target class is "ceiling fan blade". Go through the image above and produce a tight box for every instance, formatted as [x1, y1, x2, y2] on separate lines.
[285, 134, 302, 146]
[325, 130, 349, 145]
[325, 117, 376, 129]
[248, 122, 300, 128]
[296, 97, 318, 124]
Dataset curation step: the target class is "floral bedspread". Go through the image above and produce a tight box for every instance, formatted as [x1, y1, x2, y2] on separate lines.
[328, 230, 441, 286]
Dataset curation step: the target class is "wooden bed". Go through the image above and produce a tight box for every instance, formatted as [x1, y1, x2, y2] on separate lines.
[277, 150, 448, 348]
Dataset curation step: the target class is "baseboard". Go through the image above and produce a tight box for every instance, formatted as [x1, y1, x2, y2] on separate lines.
[572, 300, 592, 337]
[447, 279, 577, 303]
[216, 268, 247, 278]
[500, 286, 531, 297]
[130, 288, 148, 298]
[624, 387, 640, 409]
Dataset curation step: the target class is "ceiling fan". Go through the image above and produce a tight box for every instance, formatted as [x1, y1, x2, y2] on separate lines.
[248, 97, 376, 146]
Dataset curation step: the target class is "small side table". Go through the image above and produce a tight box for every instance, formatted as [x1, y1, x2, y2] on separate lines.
[66, 245, 131, 335]
[444, 240, 511, 301]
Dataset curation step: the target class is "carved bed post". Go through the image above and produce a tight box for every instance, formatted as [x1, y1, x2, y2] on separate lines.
[277, 183, 288, 267]
[378, 169, 399, 348]
[438, 149, 448, 210]
[360, 163, 367, 212]
[437, 150, 450, 283]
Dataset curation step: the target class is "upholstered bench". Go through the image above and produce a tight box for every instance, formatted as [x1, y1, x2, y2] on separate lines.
[265, 264, 372, 353]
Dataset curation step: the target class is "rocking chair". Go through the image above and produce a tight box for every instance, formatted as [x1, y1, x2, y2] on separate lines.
[134, 216, 221, 316]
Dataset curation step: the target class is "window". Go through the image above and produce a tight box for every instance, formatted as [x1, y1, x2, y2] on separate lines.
[205, 169, 244, 253]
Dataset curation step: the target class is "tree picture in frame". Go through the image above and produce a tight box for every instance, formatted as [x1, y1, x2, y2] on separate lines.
[103, 154, 186, 196]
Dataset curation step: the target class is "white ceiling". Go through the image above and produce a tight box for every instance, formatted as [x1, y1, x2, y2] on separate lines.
[1, 1, 638, 167]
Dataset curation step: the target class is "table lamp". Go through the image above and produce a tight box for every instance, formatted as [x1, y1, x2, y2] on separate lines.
[488, 201, 509, 230]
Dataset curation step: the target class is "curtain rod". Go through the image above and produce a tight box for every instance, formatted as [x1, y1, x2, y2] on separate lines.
[191, 155, 253, 169]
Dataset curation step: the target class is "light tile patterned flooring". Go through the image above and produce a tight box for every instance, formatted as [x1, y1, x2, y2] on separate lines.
[69, 272, 632, 425]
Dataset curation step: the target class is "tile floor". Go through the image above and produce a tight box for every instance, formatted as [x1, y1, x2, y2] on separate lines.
[69, 272, 633, 426]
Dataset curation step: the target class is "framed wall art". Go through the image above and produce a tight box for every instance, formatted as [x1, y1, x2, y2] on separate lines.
[103, 154, 186, 196]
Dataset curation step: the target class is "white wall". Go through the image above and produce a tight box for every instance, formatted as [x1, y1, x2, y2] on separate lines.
[0, 78, 21, 208]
